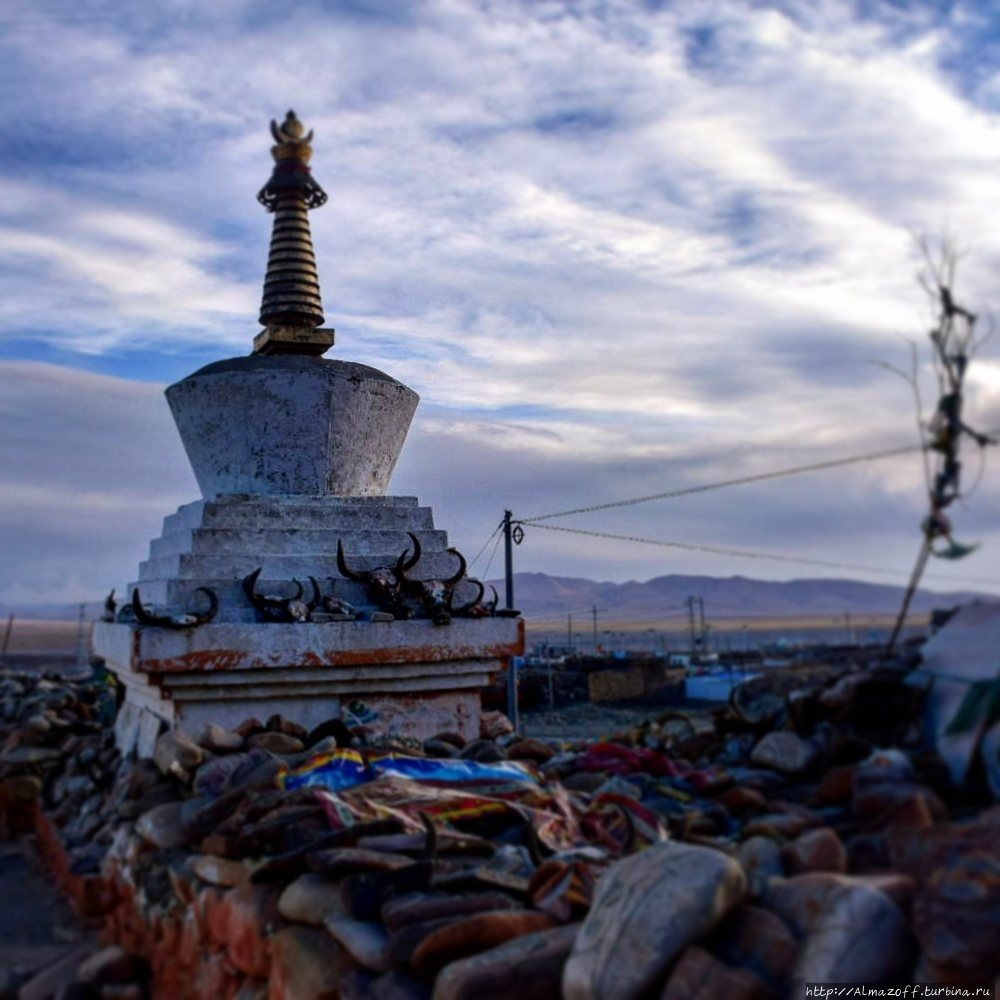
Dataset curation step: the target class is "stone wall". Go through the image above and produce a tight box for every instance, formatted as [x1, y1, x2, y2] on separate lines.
[36, 808, 336, 999]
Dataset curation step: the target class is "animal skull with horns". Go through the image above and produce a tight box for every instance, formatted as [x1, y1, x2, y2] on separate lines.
[131, 587, 219, 629]
[243, 568, 321, 623]
[395, 532, 476, 626]
[335, 537, 419, 619]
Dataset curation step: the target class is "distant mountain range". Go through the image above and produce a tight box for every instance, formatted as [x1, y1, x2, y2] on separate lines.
[486, 572, 997, 621]
[3, 572, 995, 622]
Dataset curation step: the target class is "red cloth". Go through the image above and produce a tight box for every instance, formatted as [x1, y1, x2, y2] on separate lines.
[574, 742, 682, 778]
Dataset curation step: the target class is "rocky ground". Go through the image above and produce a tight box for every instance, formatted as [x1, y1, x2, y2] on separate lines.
[521, 701, 688, 740]
[2, 659, 999, 999]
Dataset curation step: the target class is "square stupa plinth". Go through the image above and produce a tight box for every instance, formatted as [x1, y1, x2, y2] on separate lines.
[93, 492, 523, 754]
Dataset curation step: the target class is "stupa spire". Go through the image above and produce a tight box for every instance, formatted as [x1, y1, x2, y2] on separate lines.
[253, 110, 334, 356]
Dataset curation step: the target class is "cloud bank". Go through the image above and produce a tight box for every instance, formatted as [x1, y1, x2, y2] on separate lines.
[2, 0, 1000, 604]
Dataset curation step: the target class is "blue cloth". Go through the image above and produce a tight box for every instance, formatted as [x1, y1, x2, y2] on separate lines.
[280, 748, 538, 794]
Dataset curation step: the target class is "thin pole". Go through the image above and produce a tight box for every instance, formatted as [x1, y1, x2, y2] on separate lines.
[501, 509, 519, 730]
[502, 510, 515, 611]
[591, 605, 598, 652]
[1, 613, 13, 663]
[76, 602, 88, 672]
[686, 596, 698, 653]
[887, 537, 932, 656]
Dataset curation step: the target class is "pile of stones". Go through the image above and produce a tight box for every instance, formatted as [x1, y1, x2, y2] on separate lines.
[5, 662, 1000, 998]
[0, 669, 116, 841]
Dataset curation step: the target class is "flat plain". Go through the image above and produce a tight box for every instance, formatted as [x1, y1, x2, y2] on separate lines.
[1, 620, 87, 653]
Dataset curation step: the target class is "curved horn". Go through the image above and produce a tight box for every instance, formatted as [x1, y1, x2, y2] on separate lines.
[444, 547, 467, 588]
[243, 567, 264, 605]
[132, 588, 216, 629]
[403, 532, 422, 572]
[191, 587, 219, 626]
[396, 532, 422, 584]
[448, 578, 485, 615]
[305, 577, 322, 611]
[336, 540, 366, 582]
[291, 579, 305, 601]
[131, 588, 162, 626]
[487, 585, 499, 612]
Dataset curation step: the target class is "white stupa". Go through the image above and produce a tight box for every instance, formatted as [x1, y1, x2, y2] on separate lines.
[92, 112, 523, 755]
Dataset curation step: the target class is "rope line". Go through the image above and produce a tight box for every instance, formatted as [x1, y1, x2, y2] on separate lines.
[528, 522, 1000, 586]
[521, 441, 926, 523]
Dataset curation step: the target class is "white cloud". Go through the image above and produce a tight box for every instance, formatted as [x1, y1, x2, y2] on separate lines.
[1, 0, 1000, 603]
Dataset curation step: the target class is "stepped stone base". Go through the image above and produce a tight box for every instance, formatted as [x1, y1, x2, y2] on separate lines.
[125, 493, 479, 620]
[93, 494, 523, 754]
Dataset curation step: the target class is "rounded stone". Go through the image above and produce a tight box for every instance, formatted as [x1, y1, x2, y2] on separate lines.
[781, 828, 848, 875]
[279, 873, 348, 926]
[136, 801, 189, 849]
[433, 923, 581, 1000]
[562, 841, 747, 1000]
[246, 732, 305, 755]
[789, 881, 917, 991]
[195, 723, 245, 754]
[750, 732, 820, 776]
[166, 356, 419, 497]
[506, 738, 557, 764]
[193, 854, 251, 888]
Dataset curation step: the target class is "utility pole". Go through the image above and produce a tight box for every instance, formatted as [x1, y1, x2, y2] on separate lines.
[685, 596, 700, 654]
[591, 605, 599, 653]
[502, 510, 515, 611]
[76, 602, 88, 673]
[500, 509, 523, 731]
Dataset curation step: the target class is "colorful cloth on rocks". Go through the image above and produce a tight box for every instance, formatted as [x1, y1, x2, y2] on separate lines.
[278, 748, 665, 854]
[573, 742, 682, 778]
[279, 749, 539, 793]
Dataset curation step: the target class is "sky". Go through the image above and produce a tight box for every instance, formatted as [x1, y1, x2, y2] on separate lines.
[3, 0, 1000, 609]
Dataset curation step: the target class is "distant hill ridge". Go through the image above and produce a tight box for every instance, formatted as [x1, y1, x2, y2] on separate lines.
[3, 572, 995, 621]
[486, 572, 996, 620]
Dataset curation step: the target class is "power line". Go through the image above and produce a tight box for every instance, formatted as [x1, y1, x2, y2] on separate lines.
[468, 523, 502, 573]
[527, 522, 1000, 587]
[521, 441, 926, 523]
[480, 528, 506, 582]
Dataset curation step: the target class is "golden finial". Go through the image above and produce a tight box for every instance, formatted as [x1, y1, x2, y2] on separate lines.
[257, 110, 327, 211]
[269, 110, 315, 163]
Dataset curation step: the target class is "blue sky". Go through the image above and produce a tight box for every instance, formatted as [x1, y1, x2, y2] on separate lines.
[3, 0, 1000, 605]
